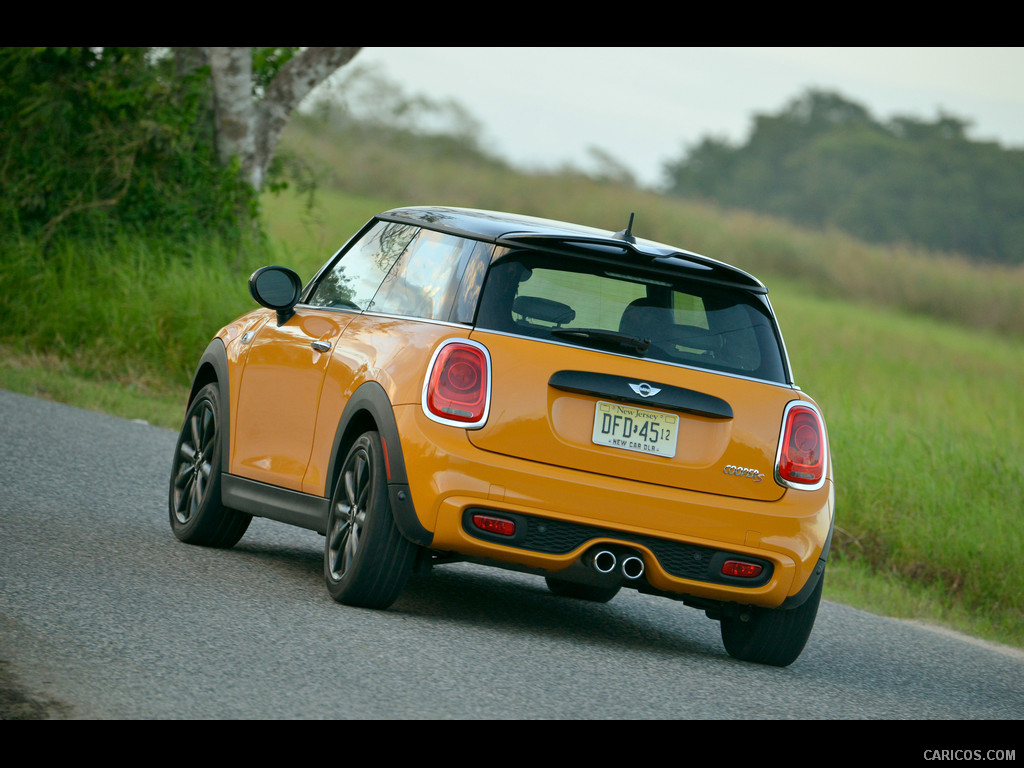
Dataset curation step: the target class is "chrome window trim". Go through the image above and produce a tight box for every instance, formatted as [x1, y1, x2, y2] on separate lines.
[291, 303, 472, 330]
[362, 311, 471, 329]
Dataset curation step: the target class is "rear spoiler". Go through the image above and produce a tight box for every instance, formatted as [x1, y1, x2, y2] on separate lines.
[494, 233, 769, 295]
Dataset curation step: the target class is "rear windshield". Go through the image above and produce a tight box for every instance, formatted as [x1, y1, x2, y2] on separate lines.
[475, 251, 788, 383]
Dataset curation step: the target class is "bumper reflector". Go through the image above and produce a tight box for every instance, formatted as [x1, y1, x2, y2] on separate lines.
[721, 560, 764, 579]
[471, 513, 516, 537]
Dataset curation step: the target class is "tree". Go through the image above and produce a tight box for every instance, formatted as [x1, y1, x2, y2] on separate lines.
[0, 47, 361, 244]
[661, 88, 1024, 264]
[176, 47, 361, 191]
[1, 47, 237, 243]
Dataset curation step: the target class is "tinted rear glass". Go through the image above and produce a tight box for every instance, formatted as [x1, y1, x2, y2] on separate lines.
[475, 252, 787, 383]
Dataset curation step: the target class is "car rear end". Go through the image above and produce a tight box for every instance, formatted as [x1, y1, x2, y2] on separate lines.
[402, 215, 832, 613]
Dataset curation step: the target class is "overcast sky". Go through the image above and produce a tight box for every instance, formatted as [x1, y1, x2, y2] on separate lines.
[319, 47, 1024, 188]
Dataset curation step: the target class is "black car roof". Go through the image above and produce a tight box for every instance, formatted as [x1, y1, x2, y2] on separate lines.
[378, 206, 767, 294]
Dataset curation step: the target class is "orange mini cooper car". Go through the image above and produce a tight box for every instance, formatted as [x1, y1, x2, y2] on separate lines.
[169, 206, 833, 666]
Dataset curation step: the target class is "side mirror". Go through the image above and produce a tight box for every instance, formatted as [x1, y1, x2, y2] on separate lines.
[249, 266, 303, 326]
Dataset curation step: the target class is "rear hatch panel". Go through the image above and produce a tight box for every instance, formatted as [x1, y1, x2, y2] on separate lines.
[468, 332, 792, 503]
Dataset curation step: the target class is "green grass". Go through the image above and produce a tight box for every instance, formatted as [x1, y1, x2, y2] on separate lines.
[0, 188, 400, 424]
[822, 558, 1019, 643]
[0, 344, 185, 428]
[1, 235, 259, 387]
[767, 281, 1024, 644]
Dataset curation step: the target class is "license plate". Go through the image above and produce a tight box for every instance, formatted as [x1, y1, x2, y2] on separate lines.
[592, 401, 679, 458]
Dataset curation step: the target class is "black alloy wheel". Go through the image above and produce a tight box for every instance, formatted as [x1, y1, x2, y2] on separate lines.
[324, 431, 416, 609]
[168, 383, 250, 547]
[326, 451, 369, 584]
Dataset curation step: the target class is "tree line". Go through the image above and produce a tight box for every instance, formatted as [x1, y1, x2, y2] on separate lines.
[662, 90, 1024, 265]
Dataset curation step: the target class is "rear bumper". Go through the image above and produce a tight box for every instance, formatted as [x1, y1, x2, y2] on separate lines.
[395, 405, 833, 609]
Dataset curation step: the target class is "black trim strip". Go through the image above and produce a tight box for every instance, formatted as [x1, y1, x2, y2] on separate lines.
[222, 474, 330, 534]
[548, 370, 733, 420]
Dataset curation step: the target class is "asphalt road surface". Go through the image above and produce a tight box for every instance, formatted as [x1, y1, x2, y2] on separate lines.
[2, 388, 1023, 722]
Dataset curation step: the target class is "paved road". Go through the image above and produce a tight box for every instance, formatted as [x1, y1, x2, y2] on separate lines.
[2, 389, 1023, 722]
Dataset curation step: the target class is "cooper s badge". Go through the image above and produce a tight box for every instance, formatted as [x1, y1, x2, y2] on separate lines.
[724, 464, 766, 483]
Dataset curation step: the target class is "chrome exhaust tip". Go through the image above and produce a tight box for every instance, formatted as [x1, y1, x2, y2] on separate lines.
[621, 555, 645, 580]
[592, 550, 617, 574]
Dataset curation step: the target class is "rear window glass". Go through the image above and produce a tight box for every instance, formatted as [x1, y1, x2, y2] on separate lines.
[475, 252, 787, 383]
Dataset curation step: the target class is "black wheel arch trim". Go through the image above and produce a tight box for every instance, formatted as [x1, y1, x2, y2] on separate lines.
[187, 337, 232, 471]
[325, 381, 433, 547]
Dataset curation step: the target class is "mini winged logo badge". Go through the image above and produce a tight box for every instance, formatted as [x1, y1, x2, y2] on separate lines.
[628, 382, 661, 398]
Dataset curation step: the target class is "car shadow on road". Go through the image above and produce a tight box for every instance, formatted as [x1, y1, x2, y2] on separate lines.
[219, 531, 726, 662]
[394, 562, 727, 662]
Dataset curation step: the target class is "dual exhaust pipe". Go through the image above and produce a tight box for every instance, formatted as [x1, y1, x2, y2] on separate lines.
[590, 548, 645, 580]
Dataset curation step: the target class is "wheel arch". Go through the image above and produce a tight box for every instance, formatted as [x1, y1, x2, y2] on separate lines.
[186, 337, 232, 471]
[325, 381, 433, 547]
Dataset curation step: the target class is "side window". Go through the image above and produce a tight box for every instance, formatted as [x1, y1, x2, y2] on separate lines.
[367, 229, 481, 321]
[306, 221, 418, 310]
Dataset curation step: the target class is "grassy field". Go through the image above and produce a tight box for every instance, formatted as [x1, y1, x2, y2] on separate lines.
[769, 282, 1024, 643]
[3, 167, 1022, 648]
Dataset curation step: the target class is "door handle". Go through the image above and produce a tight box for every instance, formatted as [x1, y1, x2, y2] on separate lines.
[311, 340, 332, 352]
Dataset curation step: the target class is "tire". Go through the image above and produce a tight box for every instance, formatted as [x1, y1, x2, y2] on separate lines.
[168, 383, 251, 547]
[324, 431, 416, 609]
[545, 577, 620, 603]
[720, 571, 824, 667]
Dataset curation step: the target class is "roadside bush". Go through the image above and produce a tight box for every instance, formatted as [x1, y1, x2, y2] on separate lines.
[0, 47, 254, 247]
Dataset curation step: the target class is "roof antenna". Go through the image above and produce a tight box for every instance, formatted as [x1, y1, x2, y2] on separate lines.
[613, 212, 636, 244]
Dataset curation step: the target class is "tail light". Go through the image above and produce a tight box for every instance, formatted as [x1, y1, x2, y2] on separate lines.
[422, 339, 491, 428]
[775, 401, 827, 490]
